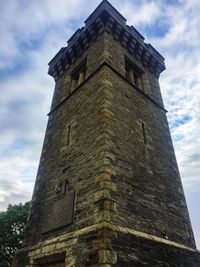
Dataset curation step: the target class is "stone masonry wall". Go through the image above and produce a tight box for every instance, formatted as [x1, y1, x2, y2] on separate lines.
[102, 32, 164, 107]
[100, 32, 195, 247]
[13, 223, 200, 267]
[24, 30, 195, 249]
[25, 33, 117, 246]
[110, 67, 194, 246]
[112, 229, 200, 267]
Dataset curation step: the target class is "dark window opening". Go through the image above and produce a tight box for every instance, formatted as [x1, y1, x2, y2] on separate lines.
[134, 73, 140, 87]
[141, 122, 147, 145]
[125, 59, 143, 90]
[67, 125, 71, 146]
[71, 60, 86, 91]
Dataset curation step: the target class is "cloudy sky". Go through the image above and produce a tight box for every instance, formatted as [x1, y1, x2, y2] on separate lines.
[0, 0, 200, 248]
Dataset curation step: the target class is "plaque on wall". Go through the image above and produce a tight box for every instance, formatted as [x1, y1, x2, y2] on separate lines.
[42, 189, 75, 233]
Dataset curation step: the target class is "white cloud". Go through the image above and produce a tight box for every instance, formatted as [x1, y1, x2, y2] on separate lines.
[151, 0, 200, 49]
[0, 0, 98, 70]
[146, 0, 200, 247]
[120, 1, 161, 26]
[139, 1, 200, 192]
[0, 0, 97, 209]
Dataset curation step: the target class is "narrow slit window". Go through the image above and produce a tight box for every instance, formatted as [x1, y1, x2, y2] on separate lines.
[67, 125, 71, 146]
[141, 123, 147, 145]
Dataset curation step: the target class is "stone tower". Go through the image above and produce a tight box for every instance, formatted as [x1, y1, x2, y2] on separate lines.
[13, 1, 200, 266]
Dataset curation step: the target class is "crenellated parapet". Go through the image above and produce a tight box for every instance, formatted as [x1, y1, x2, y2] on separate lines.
[48, 0, 165, 80]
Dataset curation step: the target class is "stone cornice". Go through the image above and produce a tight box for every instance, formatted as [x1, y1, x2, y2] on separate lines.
[20, 223, 198, 254]
[48, 0, 165, 79]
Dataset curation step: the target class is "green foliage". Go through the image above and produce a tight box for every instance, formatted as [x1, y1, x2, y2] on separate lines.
[0, 202, 30, 267]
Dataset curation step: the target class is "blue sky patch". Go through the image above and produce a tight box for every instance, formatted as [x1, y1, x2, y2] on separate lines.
[171, 115, 192, 128]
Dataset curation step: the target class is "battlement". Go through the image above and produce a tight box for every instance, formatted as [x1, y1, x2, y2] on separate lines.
[48, 0, 165, 80]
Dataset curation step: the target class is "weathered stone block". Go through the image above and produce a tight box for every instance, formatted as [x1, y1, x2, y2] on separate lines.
[98, 249, 117, 264]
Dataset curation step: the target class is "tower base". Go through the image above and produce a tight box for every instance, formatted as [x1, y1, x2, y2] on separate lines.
[12, 223, 200, 267]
